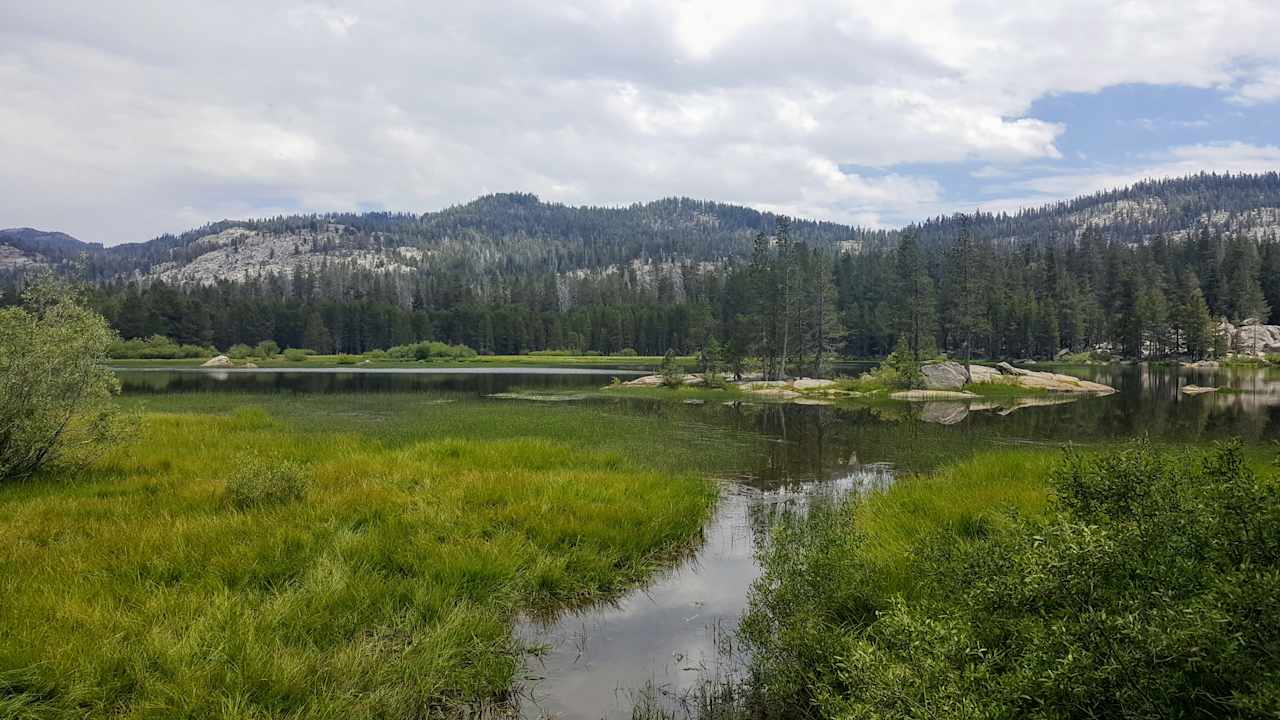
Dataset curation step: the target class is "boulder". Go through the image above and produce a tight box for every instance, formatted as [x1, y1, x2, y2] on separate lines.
[1181, 360, 1220, 370]
[1181, 385, 1219, 395]
[920, 361, 969, 390]
[242, 362, 259, 369]
[201, 355, 233, 367]
[967, 365, 1003, 384]
[792, 378, 837, 390]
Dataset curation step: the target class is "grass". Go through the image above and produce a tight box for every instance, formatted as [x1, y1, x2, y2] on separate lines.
[0, 393, 750, 718]
[852, 448, 1057, 596]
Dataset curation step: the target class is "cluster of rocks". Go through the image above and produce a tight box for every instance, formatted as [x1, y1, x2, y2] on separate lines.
[916, 361, 1115, 395]
[1220, 318, 1280, 357]
[613, 374, 852, 402]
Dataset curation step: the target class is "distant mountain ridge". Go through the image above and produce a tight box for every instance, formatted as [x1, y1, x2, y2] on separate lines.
[5, 172, 1280, 283]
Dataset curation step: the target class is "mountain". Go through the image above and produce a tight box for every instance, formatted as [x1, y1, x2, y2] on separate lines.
[8, 172, 1280, 361]
[6, 173, 1280, 287]
[0, 228, 100, 271]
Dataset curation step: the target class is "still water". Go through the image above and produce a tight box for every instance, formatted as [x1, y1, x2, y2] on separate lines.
[114, 363, 1280, 719]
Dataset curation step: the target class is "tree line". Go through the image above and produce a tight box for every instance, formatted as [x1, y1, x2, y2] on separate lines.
[5, 213, 1277, 367]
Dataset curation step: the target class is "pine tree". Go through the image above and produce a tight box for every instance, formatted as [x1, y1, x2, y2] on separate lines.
[894, 231, 937, 360]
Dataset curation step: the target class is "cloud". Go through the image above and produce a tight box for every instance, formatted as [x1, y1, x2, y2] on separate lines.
[0, 1, 1279, 243]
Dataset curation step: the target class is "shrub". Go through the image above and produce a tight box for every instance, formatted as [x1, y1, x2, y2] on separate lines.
[615, 348, 638, 357]
[107, 335, 216, 359]
[742, 441, 1280, 718]
[283, 348, 310, 362]
[384, 340, 477, 361]
[227, 343, 253, 359]
[254, 340, 280, 358]
[224, 456, 308, 509]
[334, 354, 361, 365]
[529, 349, 575, 356]
[0, 278, 131, 482]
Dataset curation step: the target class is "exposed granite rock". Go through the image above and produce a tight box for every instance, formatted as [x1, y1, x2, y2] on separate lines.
[1181, 385, 1219, 395]
[920, 361, 969, 390]
[201, 355, 233, 367]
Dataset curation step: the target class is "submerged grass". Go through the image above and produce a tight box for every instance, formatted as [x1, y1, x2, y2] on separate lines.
[0, 394, 743, 718]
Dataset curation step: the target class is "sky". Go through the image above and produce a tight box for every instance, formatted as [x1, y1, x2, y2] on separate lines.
[4, 1, 1280, 246]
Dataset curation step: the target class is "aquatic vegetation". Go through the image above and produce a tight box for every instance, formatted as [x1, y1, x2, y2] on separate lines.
[0, 396, 735, 718]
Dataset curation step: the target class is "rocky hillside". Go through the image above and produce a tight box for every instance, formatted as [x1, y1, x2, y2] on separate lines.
[6, 172, 1280, 286]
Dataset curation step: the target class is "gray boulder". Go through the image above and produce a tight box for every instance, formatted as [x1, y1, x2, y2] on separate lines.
[920, 361, 969, 390]
[201, 355, 232, 367]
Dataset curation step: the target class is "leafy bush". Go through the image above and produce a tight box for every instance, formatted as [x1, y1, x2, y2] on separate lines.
[283, 348, 311, 362]
[224, 456, 308, 509]
[743, 441, 1280, 718]
[529, 349, 575, 356]
[334, 354, 361, 365]
[227, 343, 253, 359]
[0, 279, 131, 482]
[384, 340, 477, 361]
[254, 340, 280, 358]
[1266, 354, 1280, 365]
[107, 335, 216, 359]
[615, 348, 639, 357]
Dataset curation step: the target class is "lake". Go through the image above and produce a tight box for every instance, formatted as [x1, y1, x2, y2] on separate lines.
[113, 363, 1280, 719]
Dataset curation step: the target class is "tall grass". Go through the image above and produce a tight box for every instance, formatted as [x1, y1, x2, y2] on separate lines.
[0, 395, 741, 718]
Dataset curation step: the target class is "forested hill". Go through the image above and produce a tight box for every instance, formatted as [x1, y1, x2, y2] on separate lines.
[0, 194, 871, 283]
[4, 172, 1280, 361]
[6, 173, 1280, 285]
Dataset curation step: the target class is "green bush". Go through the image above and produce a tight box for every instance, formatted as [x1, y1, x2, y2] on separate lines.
[529, 349, 575, 356]
[224, 457, 307, 509]
[0, 279, 131, 482]
[227, 343, 253, 360]
[742, 441, 1280, 718]
[615, 348, 639, 357]
[283, 348, 311, 362]
[384, 340, 477, 361]
[107, 335, 217, 359]
[254, 340, 280, 358]
[334, 354, 361, 365]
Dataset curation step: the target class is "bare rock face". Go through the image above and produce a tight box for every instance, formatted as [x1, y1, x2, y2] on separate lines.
[792, 378, 837, 390]
[201, 355, 233, 367]
[920, 362, 969, 390]
[968, 365, 1001, 384]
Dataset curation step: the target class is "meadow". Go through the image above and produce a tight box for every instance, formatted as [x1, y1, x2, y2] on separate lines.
[0, 393, 754, 719]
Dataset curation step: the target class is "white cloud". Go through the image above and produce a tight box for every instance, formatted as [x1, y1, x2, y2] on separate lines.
[0, 1, 1279, 243]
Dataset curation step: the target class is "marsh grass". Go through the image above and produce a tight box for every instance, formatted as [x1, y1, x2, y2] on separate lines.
[852, 449, 1056, 596]
[0, 394, 742, 718]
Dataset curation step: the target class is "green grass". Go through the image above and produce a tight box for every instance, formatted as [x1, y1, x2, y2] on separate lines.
[852, 448, 1057, 596]
[0, 394, 749, 718]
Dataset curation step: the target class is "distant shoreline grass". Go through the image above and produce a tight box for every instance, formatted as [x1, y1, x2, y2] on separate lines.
[0, 393, 747, 718]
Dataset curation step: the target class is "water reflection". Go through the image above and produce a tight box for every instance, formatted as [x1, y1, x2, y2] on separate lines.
[516, 465, 895, 720]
